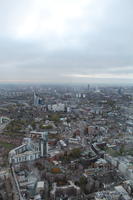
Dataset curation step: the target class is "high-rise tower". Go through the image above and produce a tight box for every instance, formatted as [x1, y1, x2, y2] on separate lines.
[33, 92, 40, 106]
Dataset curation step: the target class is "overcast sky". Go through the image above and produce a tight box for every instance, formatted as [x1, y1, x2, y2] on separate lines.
[0, 0, 133, 84]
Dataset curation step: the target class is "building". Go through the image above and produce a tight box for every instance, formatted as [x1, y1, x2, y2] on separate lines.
[115, 185, 131, 200]
[9, 131, 48, 164]
[34, 92, 42, 106]
[95, 190, 121, 200]
[94, 158, 108, 168]
[50, 181, 80, 199]
[36, 181, 44, 193]
[48, 103, 65, 112]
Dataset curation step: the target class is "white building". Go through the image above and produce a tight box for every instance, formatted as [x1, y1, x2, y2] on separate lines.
[9, 131, 48, 164]
[36, 181, 44, 193]
[115, 186, 131, 200]
[104, 154, 133, 181]
[48, 103, 65, 112]
[59, 140, 67, 148]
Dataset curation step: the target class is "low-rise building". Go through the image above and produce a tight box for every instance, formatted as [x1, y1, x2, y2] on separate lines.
[50, 180, 80, 199]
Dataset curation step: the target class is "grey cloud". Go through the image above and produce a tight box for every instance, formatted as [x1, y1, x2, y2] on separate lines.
[0, 0, 133, 83]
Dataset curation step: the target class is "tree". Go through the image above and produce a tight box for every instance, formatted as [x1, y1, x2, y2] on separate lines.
[70, 148, 81, 158]
[51, 168, 61, 174]
[119, 144, 125, 155]
[51, 114, 60, 122]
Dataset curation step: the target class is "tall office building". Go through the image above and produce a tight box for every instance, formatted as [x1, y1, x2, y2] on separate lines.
[34, 92, 41, 106]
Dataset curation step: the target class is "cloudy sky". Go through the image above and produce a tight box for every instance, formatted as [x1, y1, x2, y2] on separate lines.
[0, 0, 133, 84]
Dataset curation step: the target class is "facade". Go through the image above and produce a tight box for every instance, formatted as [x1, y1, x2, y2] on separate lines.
[104, 154, 133, 181]
[48, 103, 65, 112]
[9, 131, 48, 164]
[34, 92, 42, 106]
[50, 181, 80, 199]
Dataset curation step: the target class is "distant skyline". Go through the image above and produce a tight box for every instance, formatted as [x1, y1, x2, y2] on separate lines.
[0, 0, 133, 84]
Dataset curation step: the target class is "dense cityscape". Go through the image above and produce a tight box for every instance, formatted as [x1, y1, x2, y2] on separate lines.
[0, 0, 133, 199]
[0, 84, 132, 200]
